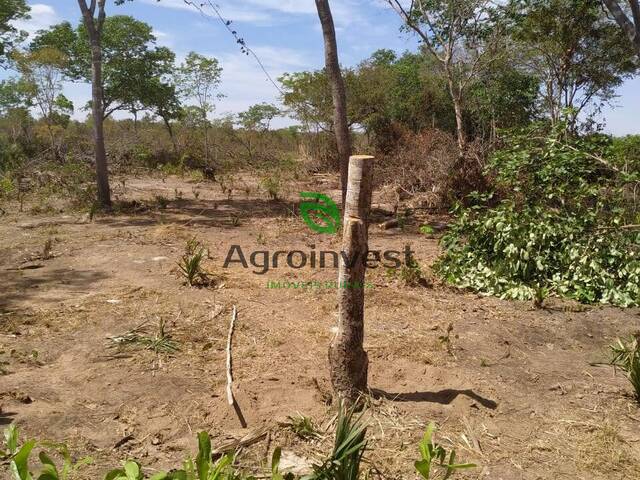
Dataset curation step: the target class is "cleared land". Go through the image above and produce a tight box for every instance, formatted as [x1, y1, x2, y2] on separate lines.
[1, 174, 639, 479]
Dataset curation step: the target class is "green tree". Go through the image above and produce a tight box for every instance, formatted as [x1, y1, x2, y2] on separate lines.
[601, 0, 640, 58]
[15, 47, 74, 156]
[466, 58, 539, 141]
[32, 17, 175, 121]
[386, 0, 509, 153]
[0, 0, 29, 67]
[235, 103, 281, 162]
[176, 52, 223, 165]
[0, 78, 31, 115]
[32, 9, 180, 205]
[238, 103, 280, 131]
[145, 79, 183, 156]
[510, 0, 638, 131]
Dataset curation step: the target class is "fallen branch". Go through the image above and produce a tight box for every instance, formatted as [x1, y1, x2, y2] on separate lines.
[379, 218, 399, 230]
[226, 305, 247, 428]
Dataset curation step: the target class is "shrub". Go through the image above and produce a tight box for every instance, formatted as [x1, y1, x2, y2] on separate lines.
[435, 123, 640, 307]
[178, 238, 210, 287]
[261, 174, 281, 200]
[609, 333, 640, 401]
[414, 423, 476, 479]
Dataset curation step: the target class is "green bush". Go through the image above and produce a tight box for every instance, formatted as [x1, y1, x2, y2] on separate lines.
[435, 123, 640, 307]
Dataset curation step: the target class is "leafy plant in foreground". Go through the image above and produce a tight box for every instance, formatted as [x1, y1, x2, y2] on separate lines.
[303, 404, 367, 480]
[609, 333, 640, 401]
[414, 423, 476, 480]
[105, 432, 236, 480]
[2, 424, 93, 480]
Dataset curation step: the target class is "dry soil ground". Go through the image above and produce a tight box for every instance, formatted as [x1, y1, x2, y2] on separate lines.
[1, 173, 640, 480]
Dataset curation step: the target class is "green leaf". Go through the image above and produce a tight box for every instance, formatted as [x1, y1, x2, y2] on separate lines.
[11, 439, 36, 480]
[195, 432, 211, 480]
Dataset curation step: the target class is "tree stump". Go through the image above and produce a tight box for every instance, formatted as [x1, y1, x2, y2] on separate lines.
[329, 155, 374, 405]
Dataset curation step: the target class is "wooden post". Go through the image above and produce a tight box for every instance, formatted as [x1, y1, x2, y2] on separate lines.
[329, 155, 374, 404]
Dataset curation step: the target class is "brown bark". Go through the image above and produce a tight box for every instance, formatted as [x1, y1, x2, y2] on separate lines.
[162, 116, 178, 157]
[602, 0, 640, 57]
[452, 94, 466, 154]
[329, 155, 374, 405]
[78, 0, 111, 208]
[315, 0, 351, 206]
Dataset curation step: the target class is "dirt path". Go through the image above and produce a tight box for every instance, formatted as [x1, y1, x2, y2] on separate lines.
[1, 175, 639, 479]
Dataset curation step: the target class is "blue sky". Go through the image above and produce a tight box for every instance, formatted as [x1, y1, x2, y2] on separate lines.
[7, 0, 640, 135]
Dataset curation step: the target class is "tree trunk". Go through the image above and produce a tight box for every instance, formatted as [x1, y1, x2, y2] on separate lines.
[446, 76, 466, 154]
[163, 116, 178, 157]
[602, 0, 640, 58]
[89, 40, 111, 208]
[329, 155, 374, 405]
[78, 0, 110, 208]
[315, 0, 351, 206]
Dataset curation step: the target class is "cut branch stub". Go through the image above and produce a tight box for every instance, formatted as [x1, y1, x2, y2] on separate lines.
[329, 155, 374, 405]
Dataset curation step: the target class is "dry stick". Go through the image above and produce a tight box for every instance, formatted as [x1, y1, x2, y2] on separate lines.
[226, 305, 247, 428]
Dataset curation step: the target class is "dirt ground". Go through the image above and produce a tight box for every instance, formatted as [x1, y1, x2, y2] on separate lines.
[1, 173, 640, 480]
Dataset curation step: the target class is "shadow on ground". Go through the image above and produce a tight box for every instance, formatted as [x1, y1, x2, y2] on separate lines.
[0, 268, 109, 313]
[95, 198, 300, 229]
[371, 388, 498, 409]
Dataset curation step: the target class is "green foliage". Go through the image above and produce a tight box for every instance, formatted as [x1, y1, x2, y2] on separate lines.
[508, 0, 638, 129]
[260, 174, 282, 200]
[419, 225, 435, 235]
[104, 432, 237, 480]
[178, 239, 210, 287]
[238, 103, 280, 132]
[31, 16, 179, 121]
[2, 425, 93, 480]
[304, 404, 367, 480]
[108, 317, 179, 355]
[388, 247, 424, 287]
[284, 414, 320, 440]
[0, 174, 15, 197]
[435, 123, 640, 307]
[414, 423, 476, 479]
[609, 333, 640, 401]
[610, 135, 640, 174]
[3, 408, 474, 480]
[176, 52, 223, 122]
[0, 0, 30, 66]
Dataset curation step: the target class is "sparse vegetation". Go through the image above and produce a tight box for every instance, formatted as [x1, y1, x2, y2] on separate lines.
[1, 1, 640, 479]
[414, 423, 476, 479]
[178, 238, 210, 287]
[283, 413, 320, 440]
[2, 408, 475, 480]
[108, 317, 179, 354]
[609, 333, 640, 401]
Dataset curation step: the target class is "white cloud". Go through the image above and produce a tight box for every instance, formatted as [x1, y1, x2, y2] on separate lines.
[140, 0, 273, 24]
[14, 3, 60, 39]
[152, 29, 175, 48]
[242, 0, 317, 15]
[141, 0, 368, 27]
[212, 45, 313, 125]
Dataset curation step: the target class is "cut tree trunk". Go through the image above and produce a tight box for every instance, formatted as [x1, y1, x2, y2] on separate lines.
[329, 155, 374, 405]
[315, 0, 351, 206]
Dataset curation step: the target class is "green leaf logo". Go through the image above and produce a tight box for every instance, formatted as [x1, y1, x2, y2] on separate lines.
[299, 192, 341, 234]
